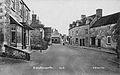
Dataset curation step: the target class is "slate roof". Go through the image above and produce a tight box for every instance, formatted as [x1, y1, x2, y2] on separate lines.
[90, 12, 120, 28]
[30, 22, 44, 28]
[88, 14, 96, 18]
[20, 22, 34, 30]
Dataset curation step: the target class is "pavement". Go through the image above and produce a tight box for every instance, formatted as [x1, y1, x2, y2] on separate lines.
[66, 44, 120, 65]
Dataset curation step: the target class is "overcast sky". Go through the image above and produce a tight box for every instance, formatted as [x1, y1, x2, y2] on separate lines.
[25, 0, 120, 35]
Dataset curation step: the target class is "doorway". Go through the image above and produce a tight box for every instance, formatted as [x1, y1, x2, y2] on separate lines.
[91, 37, 96, 45]
[98, 39, 101, 47]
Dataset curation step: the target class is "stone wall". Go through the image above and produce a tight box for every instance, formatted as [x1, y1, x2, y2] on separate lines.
[90, 24, 116, 49]
[69, 25, 89, 46]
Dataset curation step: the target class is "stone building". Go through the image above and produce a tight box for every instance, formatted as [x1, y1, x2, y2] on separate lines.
[90, 12, 120, 49]
[0, 0, 33, 60]
[30, 14, 45, 47]
[51, 29, 61, 44]
[44, 27, 52, 44]
[69, 14, 96, 46]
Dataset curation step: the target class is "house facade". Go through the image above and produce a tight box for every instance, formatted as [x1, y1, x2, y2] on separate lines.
[90, 12, 120, 49]
[0, 0, 32, 60]
[69, 14, 96, 47]
[51, 29, 61, 44]
[30, 14, 45, 47]
[44, 27, 52, 44]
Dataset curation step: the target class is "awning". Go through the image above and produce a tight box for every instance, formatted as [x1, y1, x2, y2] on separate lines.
[9, 14, 23, 27]
[21, 22, 34, 30]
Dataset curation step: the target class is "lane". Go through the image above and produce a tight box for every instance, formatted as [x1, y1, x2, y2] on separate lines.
[23, 44, 119, 75]
[0, 44, 119, 75]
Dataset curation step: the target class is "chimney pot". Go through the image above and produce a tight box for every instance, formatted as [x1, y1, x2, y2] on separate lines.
[32, 14, 37, 23]
[96, 9, 102, 18]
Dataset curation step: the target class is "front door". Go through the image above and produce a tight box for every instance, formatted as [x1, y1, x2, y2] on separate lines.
[91, 37, 96, 45]
[80, 39, 82, 46]
[83, 39, 85, 46]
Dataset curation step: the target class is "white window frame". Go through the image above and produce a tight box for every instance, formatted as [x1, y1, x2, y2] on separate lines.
[107, 36, 111, 44]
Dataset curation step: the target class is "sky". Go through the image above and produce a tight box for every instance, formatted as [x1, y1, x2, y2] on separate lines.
[25, 0, 120, 35]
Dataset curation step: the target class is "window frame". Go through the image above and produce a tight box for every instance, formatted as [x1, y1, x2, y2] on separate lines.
[107, 36, 111, 44]
[11, 24, 16, 44]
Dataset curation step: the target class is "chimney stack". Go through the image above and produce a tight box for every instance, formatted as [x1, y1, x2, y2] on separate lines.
[81, 15, 86, 19]
[36, 19, 39, 24]
[96, 9, 102, 18]
[32, 14, 37, 23]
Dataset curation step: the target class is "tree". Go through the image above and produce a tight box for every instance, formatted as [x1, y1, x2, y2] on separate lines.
[112, 18, 120, 59]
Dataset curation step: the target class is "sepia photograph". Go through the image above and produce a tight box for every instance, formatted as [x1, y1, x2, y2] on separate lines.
[0, 0, 120, 75]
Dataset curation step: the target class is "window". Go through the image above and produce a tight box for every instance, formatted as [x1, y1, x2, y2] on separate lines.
[17, 26, 22, 43]
[19, 1, 23, 17]
[12, 32, 16, 43]
[0, 3, 2, 6]
[72, 31, 74, 36]
[85, 29, 88, 34]
[107, 36, 111, 44]
[11, 24, 16, 43]
[75, 38, 78, 44]
[0, 8, 3, 13]
[0, 16, 2, 19]
[26, 30, 29, 45]
[76, 30, 78, 35]
[55, 39, 57, 42]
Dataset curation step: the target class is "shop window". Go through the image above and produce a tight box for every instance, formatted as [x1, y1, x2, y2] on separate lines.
[107, 36, 111, 44]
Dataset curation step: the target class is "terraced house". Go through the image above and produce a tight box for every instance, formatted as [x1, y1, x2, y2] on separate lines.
[90, 12, 120, 49]
[0, 0, 33, 60]
[69, 13, 96, 47]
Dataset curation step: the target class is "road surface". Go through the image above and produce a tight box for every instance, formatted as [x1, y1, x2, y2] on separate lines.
[0, 44, 119, 75]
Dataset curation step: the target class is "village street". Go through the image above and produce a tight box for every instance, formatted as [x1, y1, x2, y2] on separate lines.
[0, 44, 119, 75]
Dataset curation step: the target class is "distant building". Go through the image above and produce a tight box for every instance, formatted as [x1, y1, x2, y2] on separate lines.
[44, 27, 52, 44]
[69, 14, 96, 46]
[30, 14, 44, 46]
[51, 29, 61, 44]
